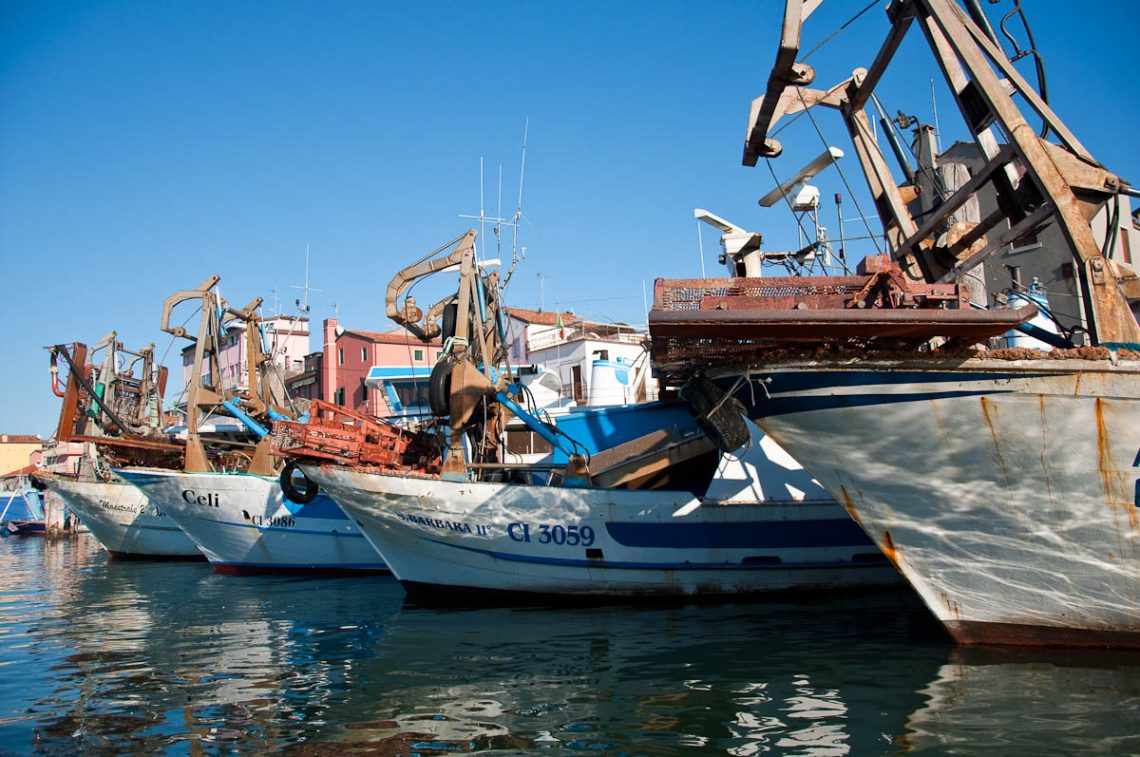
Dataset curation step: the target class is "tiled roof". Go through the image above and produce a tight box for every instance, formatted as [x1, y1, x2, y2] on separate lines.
[1, 464, 39, 477]
[0, 435, 41, 445]
[343, 327, 441, 346]
[505, 307, 583, 326]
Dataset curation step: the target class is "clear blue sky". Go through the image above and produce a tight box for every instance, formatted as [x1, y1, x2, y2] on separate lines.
[3, 1, 1137, 436]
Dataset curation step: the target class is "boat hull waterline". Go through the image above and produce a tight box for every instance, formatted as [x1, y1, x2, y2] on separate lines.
[714, 357, 1140, 647]
[303, 465, 901, 597]
[37, 476, 203, 559]
[115, 468, 388, 575]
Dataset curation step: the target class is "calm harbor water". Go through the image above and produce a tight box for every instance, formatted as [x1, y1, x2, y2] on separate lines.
[1, 536, 1138, 755]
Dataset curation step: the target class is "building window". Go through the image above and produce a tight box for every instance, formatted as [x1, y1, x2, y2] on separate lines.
[338, 348, 344, 365]
[293, 359, 303, 370]
[413, 348, 424, 361]
[390, 379, 431, 411]
[361, 347, 368, 362]
[334, 387, 345, 405]
[436, 350, 443, 362]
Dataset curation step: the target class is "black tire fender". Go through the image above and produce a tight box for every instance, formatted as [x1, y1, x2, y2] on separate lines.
[681, 375, 751, 453]
[429, 356, 454, 418]
[280, 460, 318, 504]
[441, 302, 458, 343]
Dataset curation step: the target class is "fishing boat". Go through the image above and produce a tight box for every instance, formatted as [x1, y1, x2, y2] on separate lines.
[37, 335, 202, 558]
[115, 276, 387, 575]
[305, 415, 897, 597]
[114, 468, 384, 574]
[1, 486, 46, 536]
[274, 230, 898, 597]
[5, 520, 46, 537]
[35, 473, 199, 558]
[649, 0, 1140, 646]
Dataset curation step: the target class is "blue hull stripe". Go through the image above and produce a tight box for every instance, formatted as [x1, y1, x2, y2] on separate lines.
[604, 519, 873, 549]
[422, 537, 882, 571]
[716, 370, 1040, 418]
[187, 516, 367, 538]
[746, 389, 1004, 417]
[741, 370, 1053, 391]
[213, 561, 387, 570]
[112, 470, 351, 523]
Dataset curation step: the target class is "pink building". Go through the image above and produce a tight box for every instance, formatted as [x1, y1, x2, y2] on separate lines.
[180, 315, 311, 395]
[287, 319, 442, 418]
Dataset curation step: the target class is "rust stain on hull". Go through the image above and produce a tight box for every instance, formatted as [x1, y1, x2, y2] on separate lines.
[945, 619, 1140, 649]
[1095, 398, 1139, 535]
[978, 396, 1013, 494]
[939, 591, 962, 621]
[880, 529, 901, 569]
[837, 485, 863, 528]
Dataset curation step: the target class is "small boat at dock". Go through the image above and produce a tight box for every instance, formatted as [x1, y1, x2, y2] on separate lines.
[1, 488, 46, 536]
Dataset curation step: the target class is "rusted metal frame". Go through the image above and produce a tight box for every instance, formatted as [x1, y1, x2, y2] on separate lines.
[895, 144, 1015, 260]
[743, 0, 819, 164]
[50, 342, 134, 437]
[124, 344, 160, 431]
[931, 0, 1094, 163]
[221, 297, 265, 414]
[915, 10, 1025, 225]
[936, 202, 1053, 284]
[177, 285, 225, 473]
[846, 2, 916, 113]
[842, 106, 932, 280]
[53, 343, 88, 443]
[72, 434, 183, 453]
[941, 206, 1008, 263]
[89, 331, 120, 429]
[648, 303, 1035, 338]
[881, 269, 964, 306]
[920, 0, 1139, 343]
[451, 246, 475, 350]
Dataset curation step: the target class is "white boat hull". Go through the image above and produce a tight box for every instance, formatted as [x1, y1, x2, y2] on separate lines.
[718, 356, 1140, 647]
[115, 468, 387, 575]
[304, 465, 900, 597]
[37, 476, 201, 558]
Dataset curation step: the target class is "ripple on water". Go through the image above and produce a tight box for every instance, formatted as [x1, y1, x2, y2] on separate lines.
[2, 536, 1140, 754]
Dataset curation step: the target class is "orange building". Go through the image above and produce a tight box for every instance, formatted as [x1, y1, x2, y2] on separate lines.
[0, 435, 42, 477]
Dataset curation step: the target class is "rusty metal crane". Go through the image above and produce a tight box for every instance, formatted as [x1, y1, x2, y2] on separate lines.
[741, 0, 1139, 346]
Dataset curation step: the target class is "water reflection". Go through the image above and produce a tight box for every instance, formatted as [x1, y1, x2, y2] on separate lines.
[900, 646, 1140, 754]
[2, 537, 1139, 754]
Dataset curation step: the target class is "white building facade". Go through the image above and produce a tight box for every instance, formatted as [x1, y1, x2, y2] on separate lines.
[504, 308, 656, 405]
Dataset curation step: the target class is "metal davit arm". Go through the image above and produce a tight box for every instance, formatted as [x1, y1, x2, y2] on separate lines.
[160, 275, 220, 339]
[742, 0, 825, 164]
[384, 230, 478, 341]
